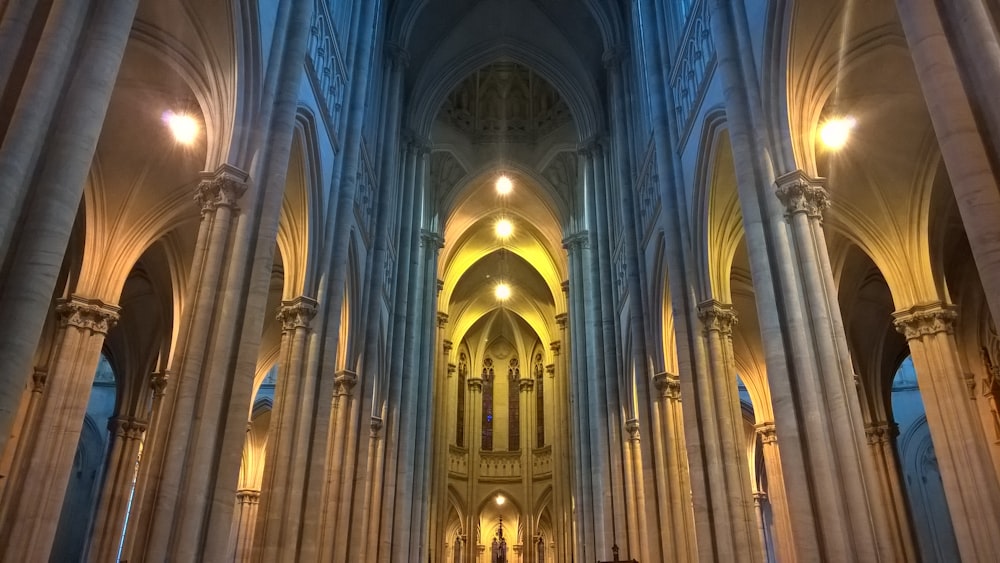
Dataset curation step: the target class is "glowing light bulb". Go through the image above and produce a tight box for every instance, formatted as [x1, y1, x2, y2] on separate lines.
[818, 115, 856, 151]
[496, 495, 506, 506]
[495, 218, 513, 238]
[163, 110, 200, 145]
[496, 175, 513, 195]
[495, 283, 511, 301]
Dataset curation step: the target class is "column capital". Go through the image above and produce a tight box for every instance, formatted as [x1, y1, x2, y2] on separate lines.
[697, 299, 738, 335]
[236, 489, 261, 504]
[421, 229, 445, 249]
[277, 295, 318, 332]
[753, 491, 768, 503]
[195, 163, 248, 213]
[334, 369, 358, 396]
[775, 170, 830, 219]
[653, 372, 681, 399]
[150, 370, 169, 396]
[892, 302, 957, 340]
[756, 422, 778, 445]
[437, 311, 449, 328]
[56, 295, 120, 334]
[386, 42, 410, 68]
[550, 339, 562, 355]
[576, 134, 608, 157]
[625, 418, 640, 441]
[370, 416, 384, 438]
[864, 421, 898, 445]
[443, 339, 453, 356]
[562, 231, 590, 251]
[555, 313, 568, 329]
[108, 416, 148, 440]
[602, 45, 628, 70]
[467, 377, 484, 392]
[518, 378, 535, 392]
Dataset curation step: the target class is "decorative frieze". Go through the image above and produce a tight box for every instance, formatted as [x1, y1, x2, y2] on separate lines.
[277, 296, 319, 332]
[893, 303, 957, 340]
[305, 0, 347, 141]
[697, 299, 738, 336]
[56, 296, 120, 335]
[775, 170, 830, 219]
[670, 0, 716, 138]
[195, 164, 248, 213]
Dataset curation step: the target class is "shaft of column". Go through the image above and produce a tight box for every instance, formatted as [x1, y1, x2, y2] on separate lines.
[896, 0, 1000, 328]
[0, 296, 119, 562]
[87, 416, 147, 563]
[893, 304, 1000, 561]
[316, 369, 357, 561]
[0, 0, 40, 94]
[864, 422, 919, 562]
[233, 489, 261, 563]
[756, 424, 795, 563]
[0, 0, 139, 458]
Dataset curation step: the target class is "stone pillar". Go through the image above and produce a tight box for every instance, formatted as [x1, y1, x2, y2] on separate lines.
[316, 369, 357, 562]
[255, 295, 317, 561]
[623, 417, 647, 562]
[754, 423, 794, 563]
[466, 375, 483, 563]
[233, 489, 260, 563]
[864, 422, 919, 562]
[893, 304, 1000, 560]
[0, 0, 139, 458]
[0, 296, 119, 562]
[752, 492, 768, 563]
[695, 300, 761, 563]
[88, 415, 147, 563]
[651, 373, 696, 561]
[895, 0, 1000, 327]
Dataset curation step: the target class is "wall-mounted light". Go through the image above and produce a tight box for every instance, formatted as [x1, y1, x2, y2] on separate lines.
[162, 110, 200, 145]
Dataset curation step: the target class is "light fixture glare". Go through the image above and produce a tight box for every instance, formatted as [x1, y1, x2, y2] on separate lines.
[496, 495, 506, 506]
[496, 175, 513, 195]
[495, 218, 513, 238]
[819, 115, 856, 151]
[163, 110, 200, 145]
[494, 283, 511, 301]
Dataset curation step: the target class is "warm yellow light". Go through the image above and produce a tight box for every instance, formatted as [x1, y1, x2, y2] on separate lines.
[496, 175, 513, 195]
[496, 495, 506, 506]
[163, 110, 200, 145]
[494, 283, 511, 301]
[818, 115, 856, 150]
[495, 218, 513, 238]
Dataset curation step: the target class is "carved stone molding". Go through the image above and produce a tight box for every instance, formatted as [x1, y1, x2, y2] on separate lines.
[108, 416, 148, 440]
[757, 422, 778, 445]
[56, 296, 120, 335]
[195, 164, 248, 213]
[334, 369, 358, 396]
[421, 229, 445, 249]
[561, 231, 590, 252]
[277, 296, 319, 332]
[697, 300, 738, 336]
[893, 303, 957, 341]
[775, 170, 830, 219]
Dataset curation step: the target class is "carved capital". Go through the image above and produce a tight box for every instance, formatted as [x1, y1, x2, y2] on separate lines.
[437, 311, 449, 328]
[334, 369, 358, 397]
[625, 418, 640, 441]
[757, 422, 778, 445]
[697, 300, 737, 336]
[561, 231, 590, 252]
[56, 296, 120, 334]
[550, 339, 562, 356]
[370, 416, 384, 438]
[602, 45, 628, 70]
[864, 422, 897, 445]
[653, 372, 681, 400]
[150, 370, 169, 396]
[108, 416, 148, 440]
[421, 229, 445, 249]
[467, 377, 484, 393]
[277, 296, 318, 332]
[555, 313, 568, 330]
[443, 339, 453, 356]
[236, 489, 261, 504]
[386, 42, 409, 68]
[892, 303, 957, 341]
[518, 379, 535, 392]
[775, 170, 830, 219]
[31, 368, 48, 393]
[753, 491, 768, 503]
[195, 164, 248, 213]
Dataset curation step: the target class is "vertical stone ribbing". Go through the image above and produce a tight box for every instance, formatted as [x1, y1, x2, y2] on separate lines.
[233, 489, 261, 562]
[87, 415, 147, 563]
[863, 422, 918, 562]
[893, 304, 1000, 561]
[755, 423, 794, 563]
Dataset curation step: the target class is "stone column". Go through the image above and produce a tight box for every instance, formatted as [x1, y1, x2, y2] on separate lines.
[893, 304, 1000, 560]
[651, 373, 696, 561]
[88, 415, 147, 563]
[316, 369, 357, 562]
[233, 489, 260, 562]
[752, 492, 768, 563]
[754, 423, 794, 563]
[255, 295, 317, 561]
[0, 296, 119, 562]
[895, 0, 1000, 327]
[0, 0, 139, 457]
[863, 422, 919, 562]
[465, 375, 483, 563]
[695, 300, 761, 563]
